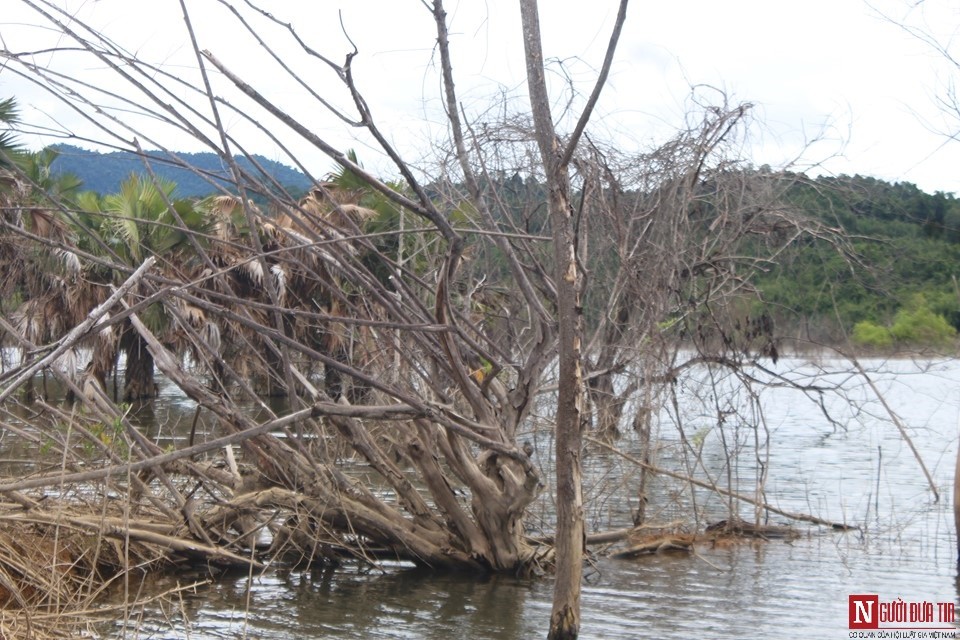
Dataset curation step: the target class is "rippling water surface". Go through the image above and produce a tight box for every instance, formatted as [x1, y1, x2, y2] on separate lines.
[98, 356, 960, 639]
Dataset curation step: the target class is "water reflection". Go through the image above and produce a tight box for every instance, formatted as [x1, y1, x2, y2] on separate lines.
[105, 523, 959, 640]
[110, 566, 544, 639]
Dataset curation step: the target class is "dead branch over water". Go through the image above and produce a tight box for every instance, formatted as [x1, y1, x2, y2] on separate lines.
[585, 436, 855, 531]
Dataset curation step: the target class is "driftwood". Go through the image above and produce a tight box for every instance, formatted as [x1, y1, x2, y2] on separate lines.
[534, 521, 688, 547]
[610, 518, 799, 559]
[611, 535, 695, 558]
[704, 518, 799, 540]
[0, 509, 260, 570]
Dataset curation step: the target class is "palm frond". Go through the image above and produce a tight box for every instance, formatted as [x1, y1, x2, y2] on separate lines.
[101, 173, 183, 264]
[0, 97, 18, 125]
[0, 97, 23, 168]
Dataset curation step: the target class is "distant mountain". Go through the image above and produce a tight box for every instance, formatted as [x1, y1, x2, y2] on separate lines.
[48, 144, 314, 197]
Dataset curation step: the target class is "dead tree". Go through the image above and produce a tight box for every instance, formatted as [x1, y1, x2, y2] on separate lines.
[516, 1, 629, 635]
[0, 0, 633, 585]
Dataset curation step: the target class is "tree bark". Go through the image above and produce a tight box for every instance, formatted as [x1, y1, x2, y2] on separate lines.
[123, 331, 158, 400]
[518, 1, 584, 636]
[519, 1, 628, 635]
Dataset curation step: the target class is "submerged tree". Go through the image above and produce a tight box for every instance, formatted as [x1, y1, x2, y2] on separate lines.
[0, 2, 934, 639]
[2, 0, 600, 576]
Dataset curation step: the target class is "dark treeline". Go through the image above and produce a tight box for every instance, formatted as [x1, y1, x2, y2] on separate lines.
[30, 141, 960, 347]
[756, 174, 960, 344]
[476, 167, 960, 346]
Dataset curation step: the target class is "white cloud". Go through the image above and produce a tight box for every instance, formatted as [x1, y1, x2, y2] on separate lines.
[1, 0, 959, 192]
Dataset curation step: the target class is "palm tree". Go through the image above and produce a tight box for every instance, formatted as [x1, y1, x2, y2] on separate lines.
[21, 147, 83, 200]
[0, 97, 25, 222]
[1, 144, 92, 399]
[264, 155, 400, 402]
[87, 173, 208, 400]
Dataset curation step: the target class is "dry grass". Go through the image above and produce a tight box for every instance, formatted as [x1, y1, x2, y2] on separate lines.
[0, 503, 196, 639]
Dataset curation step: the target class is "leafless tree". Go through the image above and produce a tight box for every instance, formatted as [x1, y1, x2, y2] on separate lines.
[0, 1, 942, 637]
[0, 0, 628, 618]
[516, 1, 628, 634]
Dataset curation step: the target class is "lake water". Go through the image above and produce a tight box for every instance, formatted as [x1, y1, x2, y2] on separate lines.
[88, 355, 960, 638]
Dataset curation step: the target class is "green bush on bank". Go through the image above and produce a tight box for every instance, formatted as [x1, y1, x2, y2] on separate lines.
[852, 320, 894, 348]
[889, 303, 957, 346]
[852, 296, 957, 349]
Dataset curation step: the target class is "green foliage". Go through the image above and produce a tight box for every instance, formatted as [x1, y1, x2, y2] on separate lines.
[852, 320, 893, 348]
[86, 414, 130, 458]
[755, 174, 960, 341]
[22, 147, 83, 201]
[889, 297, 957, 346]
[852, 296, 956, 348]
[99, 173, 207, 266]
[329, 150, 445, 284]
[0, 96, 24, 168]
[16, 134, 960, 356]
[690, 427, 711, 450]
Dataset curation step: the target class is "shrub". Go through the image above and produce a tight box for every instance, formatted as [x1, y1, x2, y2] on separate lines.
[852, 320, 894, 348]
[890, 305, 957, 347]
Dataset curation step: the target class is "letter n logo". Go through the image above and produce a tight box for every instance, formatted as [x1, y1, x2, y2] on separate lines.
[849, 595, 879, 629]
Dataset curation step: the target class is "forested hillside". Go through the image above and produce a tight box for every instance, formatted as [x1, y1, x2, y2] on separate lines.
[48, 144, 313, 197]
[756, 174, 960, 345]
[487, 169, 960, 347]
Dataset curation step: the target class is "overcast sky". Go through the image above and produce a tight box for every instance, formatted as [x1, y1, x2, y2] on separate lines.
[2, 0, 959, 193]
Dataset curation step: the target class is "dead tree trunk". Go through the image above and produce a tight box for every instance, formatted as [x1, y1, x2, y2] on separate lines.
[122, 329, 158, 400]
[519, 8, 584, 634]
[520, 1, 629, 637]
